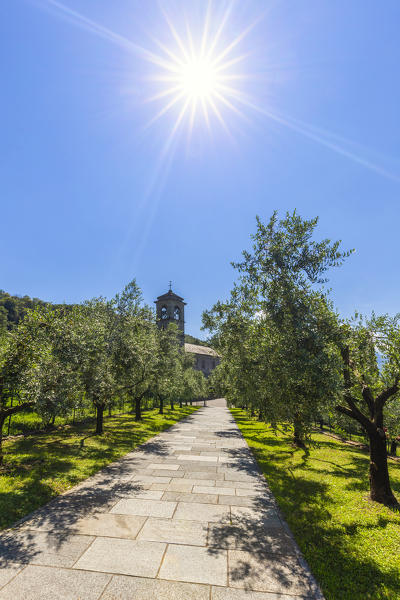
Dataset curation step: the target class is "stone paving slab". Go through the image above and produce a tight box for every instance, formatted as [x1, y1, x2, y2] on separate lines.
[101, 575, 210, 600]
[211, 587, 308, 600]
[0, 399, 324, 599]
[111, 498, 177, 518]
[173, 501, 230, 522]
[0, 564, 23, 590]
[194, 485, 236, 495]
[0, 531, 94, 568]
[163, 491, 219, 504]
[228, 550, 315, 595]
[74, 538, 166, 577]
[159, 543, 228, 586]
[0, 566, 111, 600]
[71, 513, 146, 539]
[137, 517, 208, 545]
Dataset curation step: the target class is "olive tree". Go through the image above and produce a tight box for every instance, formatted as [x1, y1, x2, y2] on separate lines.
[336, 314, 400, 505]
[0, 309, 48, 464]
[153, 323, 182, 414]
[76, 299, 116, 434]
[230, 211, 350, 444]
[113, 281, 158, 421]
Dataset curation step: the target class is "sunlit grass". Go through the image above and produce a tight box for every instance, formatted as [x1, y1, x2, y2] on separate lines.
[231, 408, 400, 600]
[0, 407, 197, 530]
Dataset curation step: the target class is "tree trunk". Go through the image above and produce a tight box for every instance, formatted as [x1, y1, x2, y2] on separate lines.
[170, 398, 174, 410]
[7, 396, 13, 436]
[95, 404, 104, 434]
[179, 399, 183, 408]
[159, 396, 164, 415]
[293, 414, 306, 448]
[135, 397, 142, 421]
[0, 414, 6, 467]
[390, 440, 397, 456]
[368, 429, 397, 505]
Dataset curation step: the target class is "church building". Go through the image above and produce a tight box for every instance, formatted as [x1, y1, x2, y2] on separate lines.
[155, 287, 220, 377]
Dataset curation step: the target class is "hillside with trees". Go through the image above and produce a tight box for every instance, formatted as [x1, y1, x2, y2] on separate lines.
[0, 290, 53, 332]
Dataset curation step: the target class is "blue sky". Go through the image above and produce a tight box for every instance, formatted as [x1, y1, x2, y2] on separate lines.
[1, 0, 399, 338]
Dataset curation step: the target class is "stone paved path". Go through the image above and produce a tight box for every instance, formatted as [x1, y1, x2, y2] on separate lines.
[0, 400, 323, 599]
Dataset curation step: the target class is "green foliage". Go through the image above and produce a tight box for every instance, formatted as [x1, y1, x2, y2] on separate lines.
[232, 409, 400, 600]
[203, 210, 349, 443]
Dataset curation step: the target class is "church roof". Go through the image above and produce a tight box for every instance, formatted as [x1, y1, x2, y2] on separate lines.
[184, 343, 219, 357]
[155, 289, 186, 303]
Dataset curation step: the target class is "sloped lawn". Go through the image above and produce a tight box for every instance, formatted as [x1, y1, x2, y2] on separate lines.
[0, 407, 197, 530]
[231, 408, 400, 600]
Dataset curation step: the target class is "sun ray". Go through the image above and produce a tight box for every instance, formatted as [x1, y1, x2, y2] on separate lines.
[160, 8, 191, 63]
[146, 91, 187, 129]
[228, 95, 400, 182]
[213, 90, 247, 120]
[146, 33, 186, 70]
[41, 0, 170, 69]
[185, 18, 196, 61]
[162, 97, 191, 156]
[207, 97, 231, 139]
[212, 16, 263, 68]
[205, 4, 233, 62]
[213, 53, 251, 73]
[201, 97, 212, 134]
[146, 85, 184, 103]
[200, 0, 212, 59]
[188, 98, 198, 140]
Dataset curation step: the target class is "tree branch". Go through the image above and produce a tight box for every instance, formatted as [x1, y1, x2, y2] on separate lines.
[361, 385, 375, 419]
[335, 405, 356, 419]
[340, 346, 374, 431]
[2, 401, 35, 418]
[375, 377, 399, 413]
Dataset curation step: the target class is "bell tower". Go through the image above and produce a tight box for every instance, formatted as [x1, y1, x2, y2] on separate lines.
[155, 284, 186, 341]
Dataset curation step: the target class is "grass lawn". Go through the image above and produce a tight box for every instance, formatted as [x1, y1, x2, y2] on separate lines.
[231, 408, 400, 600]
[4, 408, 95, 436]
[0, 406, 197, 530]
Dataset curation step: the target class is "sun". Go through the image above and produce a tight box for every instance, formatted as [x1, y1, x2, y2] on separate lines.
[178, 57, 218, 100]
[145, 6, 256, 139]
